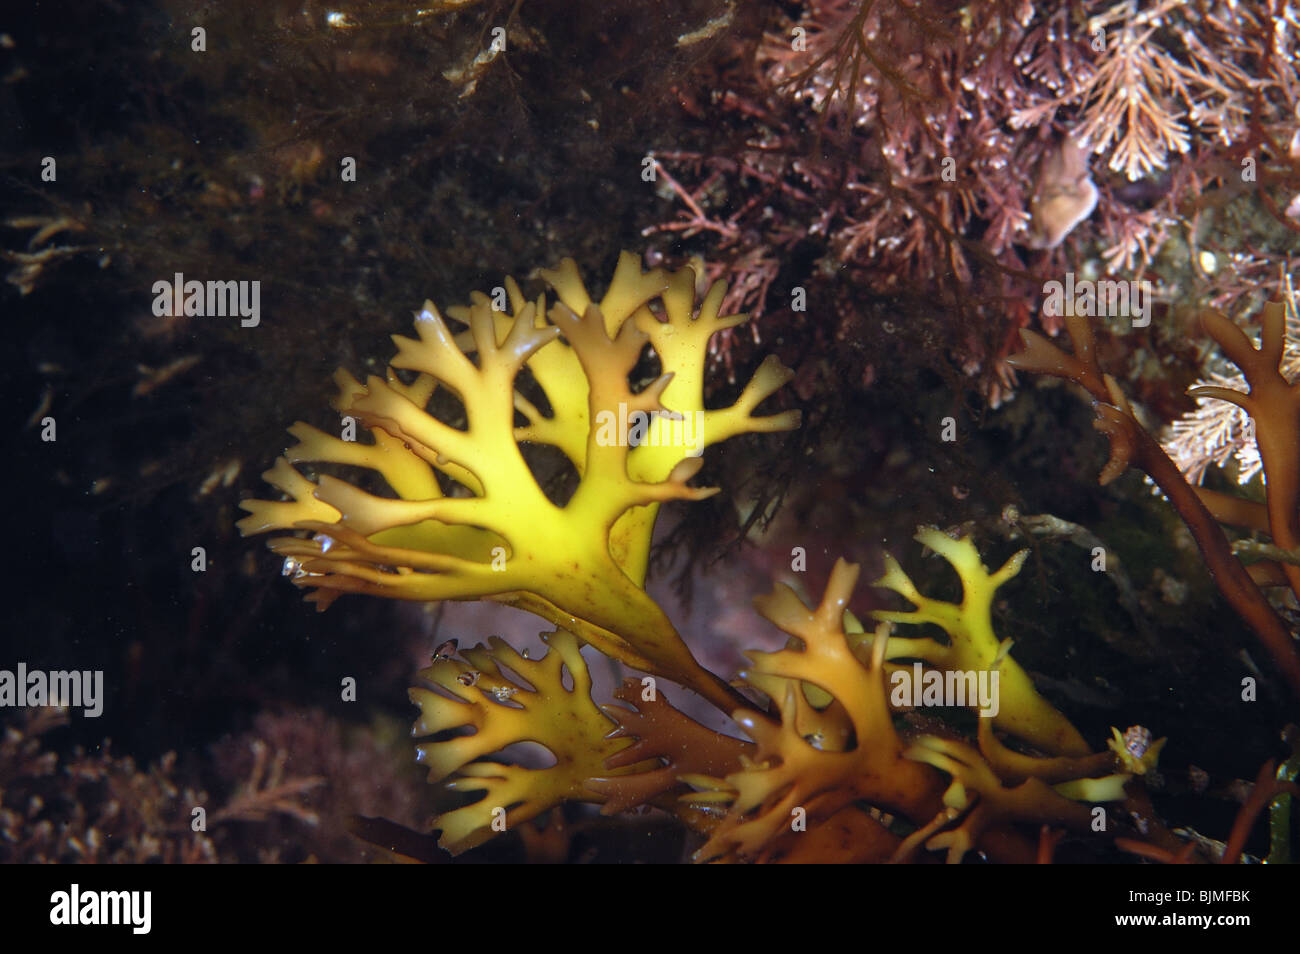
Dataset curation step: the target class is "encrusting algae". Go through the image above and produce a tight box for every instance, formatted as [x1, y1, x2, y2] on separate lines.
[239, 253, 1284, 863]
